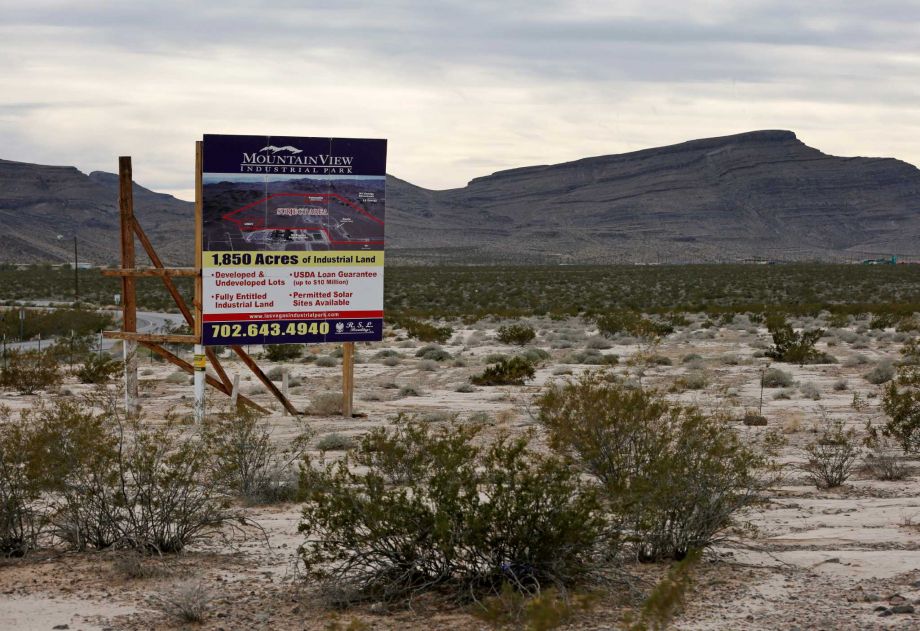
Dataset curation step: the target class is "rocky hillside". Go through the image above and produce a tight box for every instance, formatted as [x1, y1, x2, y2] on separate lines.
[0, 159, 192, 265]
[386, 130, 920, 263]
[2, 130, 918, 265]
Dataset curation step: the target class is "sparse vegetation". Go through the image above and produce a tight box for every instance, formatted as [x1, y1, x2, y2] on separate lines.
[537, 373, 767, 561]
[801, 419, 860, 488]
[202, 407, 311, 503]
[496, 323, 536, 346]
[471, 356, 535, 386]
[298, 421, 605, 603]
[882, 340, 920, 452]
[265, 344, 303, 361]
[862, 422, 908, 481]
[865, 359, 896, 385]
[0, 349, 62, 394]
[0, 395, 253, 555]
[765, 315, 825, 364]
[311, 392, 342, 415]
[75, 352, 121, 384]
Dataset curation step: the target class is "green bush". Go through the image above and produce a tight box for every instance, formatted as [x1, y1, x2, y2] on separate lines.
[315, 433, 355, 452]
[537, 373, 766, 561]
[765, 316, 825, 364]
[0, 410, 43, 556]
[75, 353, 121, 384]
[594, 311, 673, 340]
[471, 356, 535, 386]
[202, 407, 311, 503]
[519, 347, 551, 364]
[265, 344, 303, 361]
[761, 368, 794, 388]
[0, 395, 250, 555]
[865, 359, 896, 385]
[882, 339, 920, 452]
[398, 318, 453, 344]
[801, 420, 860, 488]
[0, 350, 62, 394]
[299, 421, 605, 603]
[0, 308, 113, 340]
[414, 344, 451, 361]
[862, 422, 908, 481]
[310, 392, 342, 415]
[496, 323, 536, 346]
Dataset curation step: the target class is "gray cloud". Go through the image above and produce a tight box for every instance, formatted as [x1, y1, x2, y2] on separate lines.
[0, 0, 917, 195]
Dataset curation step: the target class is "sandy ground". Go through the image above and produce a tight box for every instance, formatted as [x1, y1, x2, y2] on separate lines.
[2, 315, 919, 630]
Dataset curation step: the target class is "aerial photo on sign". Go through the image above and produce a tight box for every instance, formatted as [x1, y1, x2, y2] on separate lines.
[201, 134, 387, 346]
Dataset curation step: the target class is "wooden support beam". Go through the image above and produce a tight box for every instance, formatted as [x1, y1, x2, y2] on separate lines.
[205, 347, 233, 392]
[342, 342, 355, 418]
[101, 267, 198, 277]
[230, 345, 300, 416]
[118, 158, 137, 334]
[118, 156, 139, 418]
[140, 342, 267, 413]
[104, 331, 199, 344]
[132, 218, 196, 328]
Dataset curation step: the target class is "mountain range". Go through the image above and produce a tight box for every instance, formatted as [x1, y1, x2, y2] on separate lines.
[2, 130, 918, 265]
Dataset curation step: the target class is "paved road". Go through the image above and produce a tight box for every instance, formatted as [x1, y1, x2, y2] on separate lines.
[4, 305, 185, 353]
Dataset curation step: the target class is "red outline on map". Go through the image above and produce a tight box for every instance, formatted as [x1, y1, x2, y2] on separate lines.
[221, 193, 383, 245]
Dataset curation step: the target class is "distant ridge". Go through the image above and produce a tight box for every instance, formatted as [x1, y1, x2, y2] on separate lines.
[1, 130, 918, 265]
[386, 130, 920, 263]
[0, 158, 192, 265]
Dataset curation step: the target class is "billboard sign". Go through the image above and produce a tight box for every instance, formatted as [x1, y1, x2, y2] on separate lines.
[200, 134, 386, 346]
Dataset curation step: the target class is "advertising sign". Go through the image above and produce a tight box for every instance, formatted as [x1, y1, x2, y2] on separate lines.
[200, 134, 386, 346]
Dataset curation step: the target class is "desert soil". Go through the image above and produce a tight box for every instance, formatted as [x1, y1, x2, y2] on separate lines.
[2, 315, 919, 630]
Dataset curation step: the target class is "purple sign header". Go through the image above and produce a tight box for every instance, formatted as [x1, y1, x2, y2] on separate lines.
[202, 134, 387, 177]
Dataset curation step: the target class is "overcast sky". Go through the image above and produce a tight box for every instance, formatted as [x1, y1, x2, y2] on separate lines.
[1, 0, 918, 199]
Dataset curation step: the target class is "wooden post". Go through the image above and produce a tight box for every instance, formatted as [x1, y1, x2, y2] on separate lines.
[282, 371, 290, 417]
[230, 345, 300, 416]
[118, 157, 139, 418]
[230, 374, 240, 409]
[342, 342, 354, 418]
[140, 342, 266, 413]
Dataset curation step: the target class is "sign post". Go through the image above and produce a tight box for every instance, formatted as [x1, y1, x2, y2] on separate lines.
[118, 157, 140, 418]
[199, 134, 387, 416]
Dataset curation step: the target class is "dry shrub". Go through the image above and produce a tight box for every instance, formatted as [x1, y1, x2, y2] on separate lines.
[316, 433, 355, 452]
[311, 392, 343, 415]
[1, 394, 254, 555]
[299, 420, 605, 604]
[801, 418, 860, 488]
[75, 353, 121, 384]
[0, 406, 43, 556]
[0, 349, 62, 394]
[497, 323, 536, 346]
[865, 359, 896, 385]
[471, 357, 535, 386]
[882, 340, 920, 452]
[154, 581, 213, 623]
[473, 585, 597, 631]
[862, 422, 908, 481]
[202, 406, 311, 504]
[762, 368, 794, 388]
[537, 372, 768, 561]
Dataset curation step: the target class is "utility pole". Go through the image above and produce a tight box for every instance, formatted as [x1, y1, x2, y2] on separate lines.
[73, 236, 79, 303]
